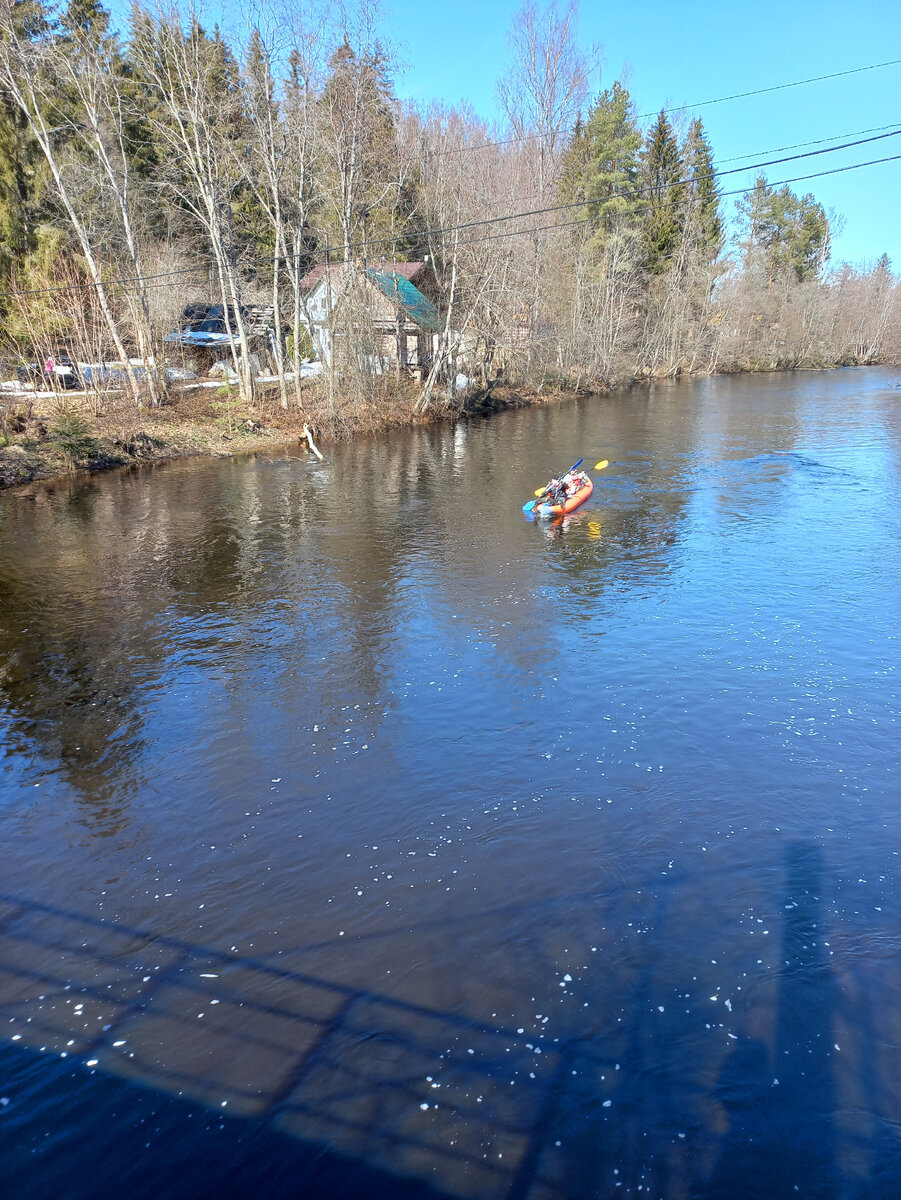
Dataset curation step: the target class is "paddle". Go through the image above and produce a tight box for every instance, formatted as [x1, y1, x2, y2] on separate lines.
[533, 457, 584, 497]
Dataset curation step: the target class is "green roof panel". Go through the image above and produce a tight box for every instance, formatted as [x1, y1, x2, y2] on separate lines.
[368, 269, 442, 332]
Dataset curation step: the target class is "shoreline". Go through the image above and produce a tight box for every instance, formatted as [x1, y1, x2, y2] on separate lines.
[0, 380, 568, 494]
[1, 363, 895, 495]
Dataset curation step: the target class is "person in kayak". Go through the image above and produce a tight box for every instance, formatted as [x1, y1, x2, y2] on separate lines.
[546, 476, 567, 505]
[543, 468, 589, 508]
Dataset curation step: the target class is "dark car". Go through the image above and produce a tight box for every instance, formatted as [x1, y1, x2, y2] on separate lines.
[164, 304, 250, 348]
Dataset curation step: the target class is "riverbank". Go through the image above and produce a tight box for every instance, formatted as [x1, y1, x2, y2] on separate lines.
[0, 376, 566, 492]
[4, 362, 895, 494]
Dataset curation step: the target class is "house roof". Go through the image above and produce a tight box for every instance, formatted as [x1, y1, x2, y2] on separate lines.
[300, 263, 345, 293]
[301, 260, 431, 293]
[368, 269, 441, 332]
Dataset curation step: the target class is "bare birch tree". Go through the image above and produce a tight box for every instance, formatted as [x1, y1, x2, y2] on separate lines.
[280, 8, 329, 403]
[130, 3, 258, 406]
[0, 2, 146, 405]
[49, 23, 164, 402]
[496, 0, 593, 371]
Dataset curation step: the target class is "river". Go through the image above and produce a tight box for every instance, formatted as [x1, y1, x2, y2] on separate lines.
[1, 366, 900, 1199]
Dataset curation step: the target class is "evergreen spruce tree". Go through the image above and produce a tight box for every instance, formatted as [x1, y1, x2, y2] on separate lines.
[557, 80, 642, 264]
[557, 113, 586, 204]
[874, 252, 893, 279]
[640, 110, 684, 274]
[681, 117, 721, 261]
[0, 0, 52, 286]
[318, 36, 410, 260]
[59, 0, 109, 41]
[280, 47, 318, 274]
[0, 95, 32, 282]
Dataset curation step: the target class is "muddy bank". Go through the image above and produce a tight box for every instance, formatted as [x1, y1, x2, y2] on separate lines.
[0, 378, 576, 493]
[0, 416, 283, 492]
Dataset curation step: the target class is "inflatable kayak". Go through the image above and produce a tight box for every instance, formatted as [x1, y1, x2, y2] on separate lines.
[536, 476, 593, 516]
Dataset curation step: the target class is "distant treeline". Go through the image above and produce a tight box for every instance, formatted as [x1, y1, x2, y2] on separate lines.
[0, 0, 897, 414]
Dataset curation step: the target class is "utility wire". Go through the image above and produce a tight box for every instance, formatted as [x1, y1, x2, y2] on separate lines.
[69, 149, 901, 293]
[326, 126, 894, 270]
[717, 122, 901, 164]
[424, 57, 901, 156]
[422, 155, 901, 255]
[3, 137, 899, 299]
[102, 147, 901, 294]
[344, 130, 901, 255]
[662, 58, 901, 115]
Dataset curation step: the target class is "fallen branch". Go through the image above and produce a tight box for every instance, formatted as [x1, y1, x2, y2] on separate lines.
[303, 423, 324, 460]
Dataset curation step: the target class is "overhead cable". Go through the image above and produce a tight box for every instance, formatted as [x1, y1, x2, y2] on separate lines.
[425, 57, 901, 157]
[2, 142, 898, 299]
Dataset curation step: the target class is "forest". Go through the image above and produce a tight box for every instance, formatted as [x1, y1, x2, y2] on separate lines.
[0, 0, 898, 428]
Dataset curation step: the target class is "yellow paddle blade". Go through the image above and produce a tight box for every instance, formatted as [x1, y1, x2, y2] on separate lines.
[535, 460, 606, 496]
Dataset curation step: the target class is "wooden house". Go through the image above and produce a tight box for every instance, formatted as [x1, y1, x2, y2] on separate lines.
[300, 261, 442, 375]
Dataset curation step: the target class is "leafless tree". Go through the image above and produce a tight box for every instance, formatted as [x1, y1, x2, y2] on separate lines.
[51, 27, 164, 402]
[0, 4, 147, 405]
[130, 3, 259, 406]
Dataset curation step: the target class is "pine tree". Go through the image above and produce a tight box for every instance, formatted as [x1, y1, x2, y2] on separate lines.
[640, 110, 684, 274]
[557, 81, 642, 263]
[736, 176, 829, 282]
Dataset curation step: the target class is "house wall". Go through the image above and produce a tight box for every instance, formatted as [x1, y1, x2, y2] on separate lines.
[303, 265, 441, 372]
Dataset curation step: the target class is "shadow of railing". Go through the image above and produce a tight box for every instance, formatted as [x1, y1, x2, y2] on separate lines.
[699, 842, 838, 1199]
[3, 846, 901, 1200]
[0, 890, 570, 1200]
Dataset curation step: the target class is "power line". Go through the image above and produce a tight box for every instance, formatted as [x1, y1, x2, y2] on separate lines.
[663, 58, 901, 115]
[3, 138, 898, 300]
[66, 151, 901, 294]
[425, 57, 901, 157]
[422, 155, 901, 255]
[353, 129, 901, 254]
[71, 149, 901, 295]
[717, 122, 901, 164]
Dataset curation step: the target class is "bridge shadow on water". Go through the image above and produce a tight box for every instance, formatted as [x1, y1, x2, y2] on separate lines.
[0, 886, 575, 1200]
[703, 842, 839, 1200]
[1, 1036, 455, 1200]
[2, 842, 901, 1199]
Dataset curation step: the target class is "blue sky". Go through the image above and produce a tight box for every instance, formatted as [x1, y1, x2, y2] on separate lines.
[379, 0, 901, 268]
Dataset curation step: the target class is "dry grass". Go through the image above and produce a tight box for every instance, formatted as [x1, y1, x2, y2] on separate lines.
[1, 371, 545, 493]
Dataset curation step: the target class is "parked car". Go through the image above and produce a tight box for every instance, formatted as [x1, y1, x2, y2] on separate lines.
[164, 304, 250, 348]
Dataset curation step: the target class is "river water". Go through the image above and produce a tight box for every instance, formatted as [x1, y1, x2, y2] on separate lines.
[1, 367, 900, 1199]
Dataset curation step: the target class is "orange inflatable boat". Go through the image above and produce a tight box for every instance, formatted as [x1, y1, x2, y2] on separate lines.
[536, 475, 593, 516]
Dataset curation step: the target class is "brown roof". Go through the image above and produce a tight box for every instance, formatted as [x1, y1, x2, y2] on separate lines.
[301, 260, 430, 292]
